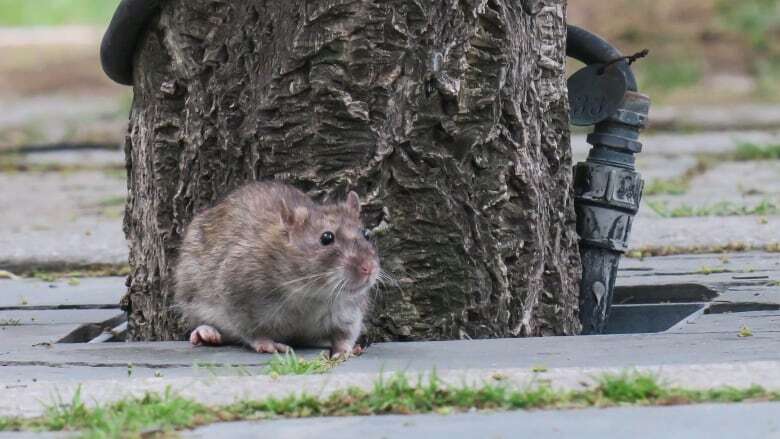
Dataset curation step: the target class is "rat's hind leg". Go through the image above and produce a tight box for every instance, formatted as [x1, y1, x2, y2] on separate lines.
[248, 337, 290, 354]
[190, 325, 223, 346]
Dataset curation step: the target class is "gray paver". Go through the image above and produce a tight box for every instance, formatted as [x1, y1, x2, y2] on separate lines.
[0, 364, 268, 383]
[671, 311, 780, 335]
[0, 324, 82, 348]
[572, 129, 780, 158]
[629, 215, 780, 250]
[651, 104, 780, 131]
[0, 171, 127, 269]
[634, 154, 698, 181]
[20, 149, 124, 168]
[336, 332, 780, 374]
[618, 252, 780, 273]
[0, 309, 121, 326]
[642, 161, 780, 214]
[1, 330, 778, 374]
[0, 342, 317, 369]
[0, 277, 125, 308]
[185, 403, 780, 439]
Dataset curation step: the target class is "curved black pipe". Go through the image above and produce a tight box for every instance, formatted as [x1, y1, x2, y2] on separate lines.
[100, 0, 162, 86]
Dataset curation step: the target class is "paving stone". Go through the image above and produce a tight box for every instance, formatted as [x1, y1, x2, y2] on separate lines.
[0, 309, 121, 326]
[615, 253, 780, 308]
[2, 330, 779, 381]
[0, 342, 317, 369]
[336, 332, 780, 374]
[572, 129, 780, 158]
[0, 324, 82, 348]
[618, 252, 780, 274]
[651, 104, 780, 131]
[184, 402, 780, 439]
[644, 161, 780, 212]
[671, 311, 780, 335]
[635, 155, 698, 182]
[0, 364, 268, 384]
[0, 277, 125, 309]
[629, 215, 780, 250]
[0, 171, 127, 269]
[19, 149, 124, 168]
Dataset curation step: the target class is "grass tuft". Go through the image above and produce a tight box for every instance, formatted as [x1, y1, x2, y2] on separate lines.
[1, 373, 777, 438]
[644, 178, 689, 196]
[734, 142, 780, 161]
[595, 373, 665, 403]
[265, 351, 339, 376]
[648, 199, 780, 218]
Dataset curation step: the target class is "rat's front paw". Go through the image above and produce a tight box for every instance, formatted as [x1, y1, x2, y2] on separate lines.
[329, 341, 364, 359]
[190, 325, 222, 346]
[250, 337, 290, 354]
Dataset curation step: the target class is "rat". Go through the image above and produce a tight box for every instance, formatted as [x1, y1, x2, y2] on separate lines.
[173, 181, 380, 357]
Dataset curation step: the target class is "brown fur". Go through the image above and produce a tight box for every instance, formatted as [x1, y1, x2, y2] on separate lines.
[173, 181, 380, 352]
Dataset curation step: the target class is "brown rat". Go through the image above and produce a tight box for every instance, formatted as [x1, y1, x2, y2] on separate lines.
[173, 181, 380, 357]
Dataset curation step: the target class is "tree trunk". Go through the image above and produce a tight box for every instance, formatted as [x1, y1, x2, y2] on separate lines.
[123, 0, 581, 341]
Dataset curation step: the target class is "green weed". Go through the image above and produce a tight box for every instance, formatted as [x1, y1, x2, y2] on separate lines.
[1, 373, 777, 438]
[636, 59, 702, 94]
[266, 351, 339, 376]
[734, 142, 780, 161]
[648, 200, 780, 218]
[716, 0, 780, 51]
[644, 178, 689, 196]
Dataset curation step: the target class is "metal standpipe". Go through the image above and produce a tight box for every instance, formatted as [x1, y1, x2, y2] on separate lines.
[566, 25, 651, 334]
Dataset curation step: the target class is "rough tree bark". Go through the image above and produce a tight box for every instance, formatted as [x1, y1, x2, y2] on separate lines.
[123, 0, 581, 341]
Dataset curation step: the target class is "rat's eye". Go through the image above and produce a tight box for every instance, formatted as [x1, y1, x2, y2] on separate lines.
[361, 229, 371, 240]
[320, 231, 335, 246]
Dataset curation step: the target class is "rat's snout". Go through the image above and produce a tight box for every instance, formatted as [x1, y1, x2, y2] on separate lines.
[347, 256, 378, 289]
[359, 260, 375, 276]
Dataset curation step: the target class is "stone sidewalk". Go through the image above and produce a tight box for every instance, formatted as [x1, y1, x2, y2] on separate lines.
[186, 403, 780, 439]
[1, 252, 779, 422]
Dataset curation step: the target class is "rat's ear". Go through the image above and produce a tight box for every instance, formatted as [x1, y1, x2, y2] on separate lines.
[346, 191, 361, 216]
[280, 200, 309, 227]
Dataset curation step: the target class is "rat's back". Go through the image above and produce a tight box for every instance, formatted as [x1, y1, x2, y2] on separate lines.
[173, 181, 311, 330]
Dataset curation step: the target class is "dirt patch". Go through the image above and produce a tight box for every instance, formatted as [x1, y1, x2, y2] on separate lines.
[0, 45, 121, 98]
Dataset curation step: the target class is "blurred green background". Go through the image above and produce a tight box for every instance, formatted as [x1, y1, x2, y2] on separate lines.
[569, 0, 780, 104]
[0, 0, 119, 26]
[0, 0, 778, 105]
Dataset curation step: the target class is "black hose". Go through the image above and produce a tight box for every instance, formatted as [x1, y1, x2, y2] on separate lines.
[100, 0, 162, 86]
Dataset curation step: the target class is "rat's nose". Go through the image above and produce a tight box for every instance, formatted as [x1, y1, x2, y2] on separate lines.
[359, 260, 375, 276]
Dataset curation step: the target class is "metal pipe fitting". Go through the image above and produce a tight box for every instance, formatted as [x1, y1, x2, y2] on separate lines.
[567, 26, 651, 334]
